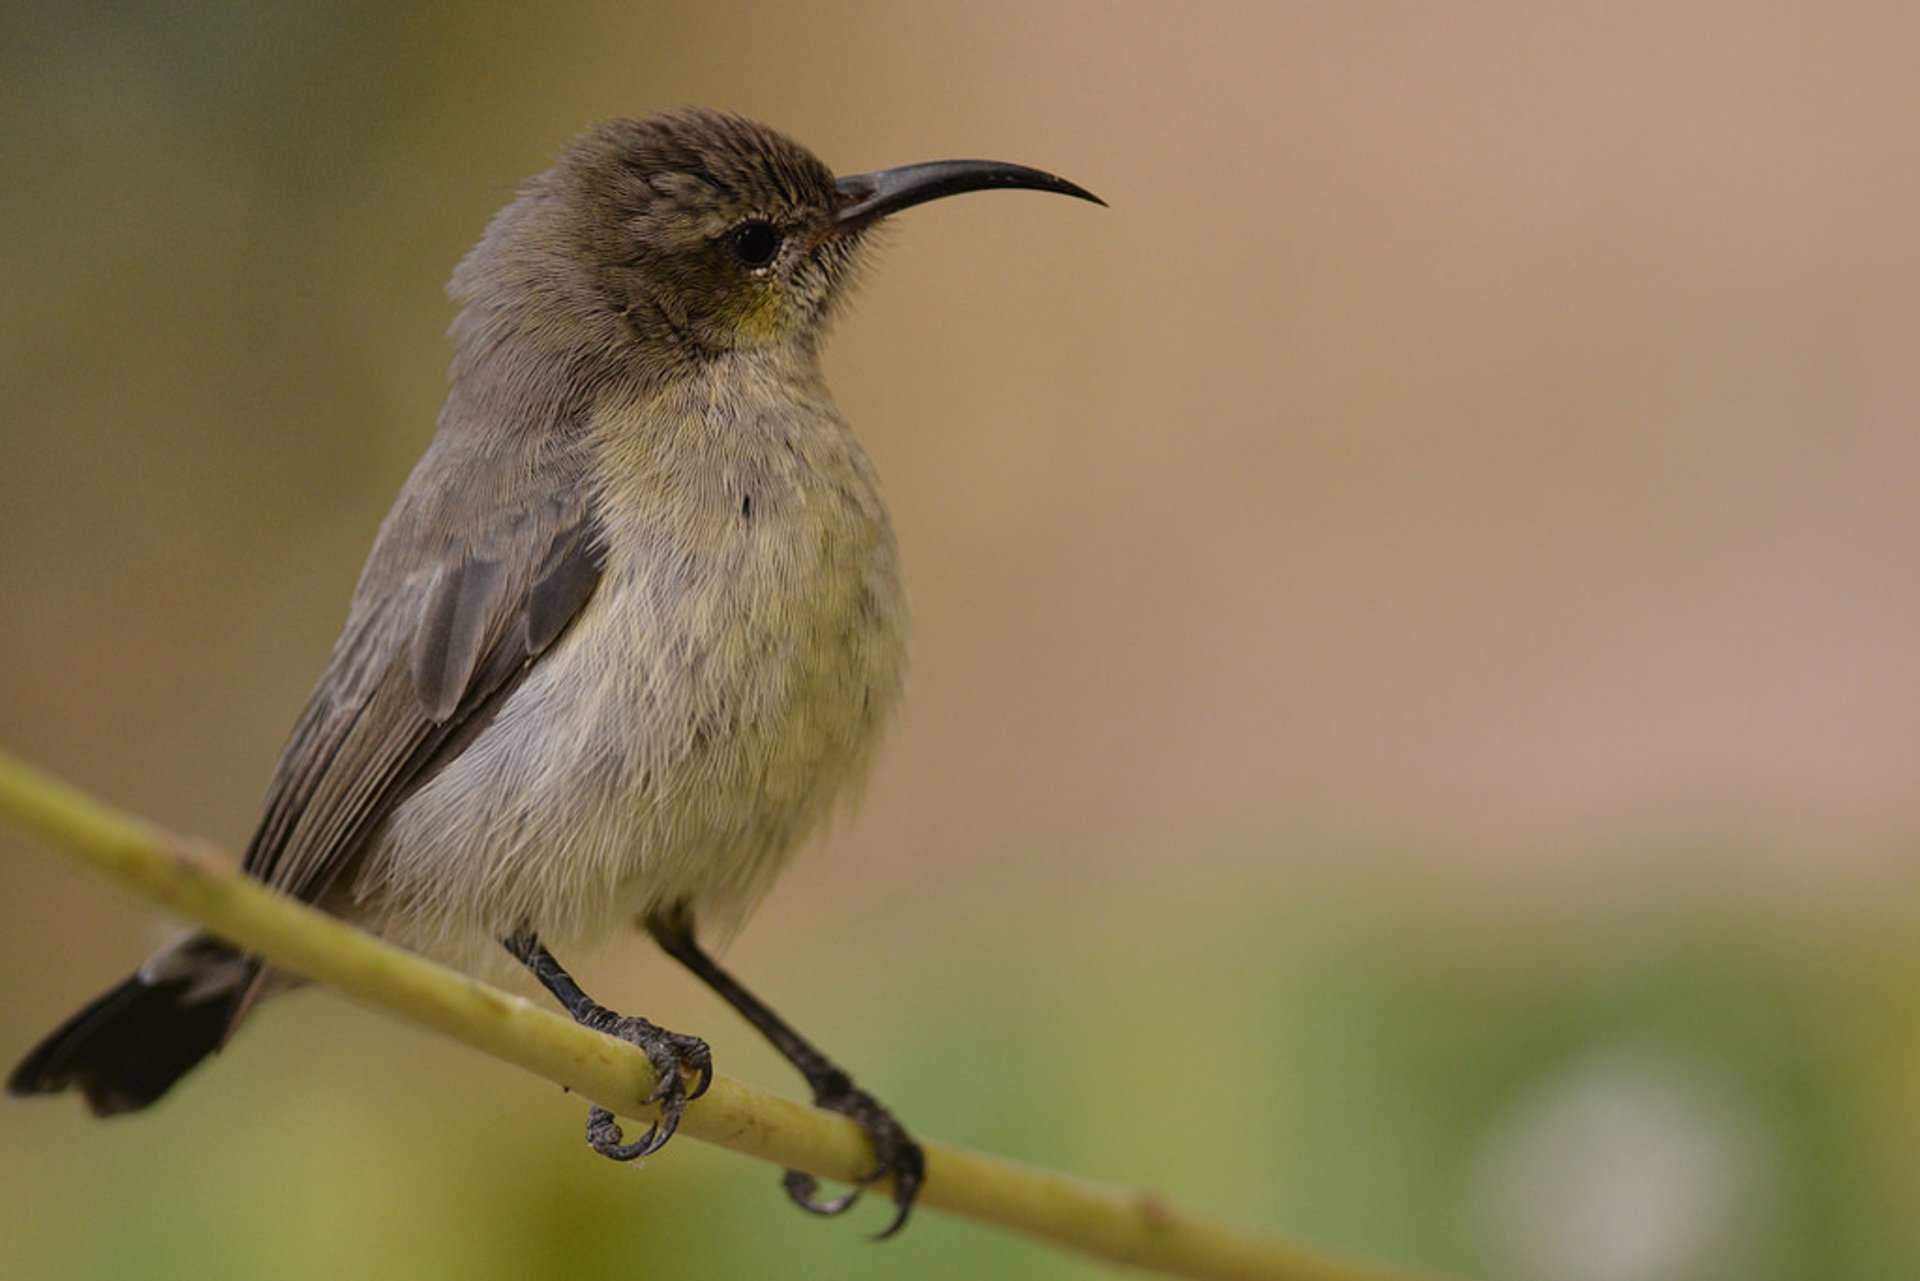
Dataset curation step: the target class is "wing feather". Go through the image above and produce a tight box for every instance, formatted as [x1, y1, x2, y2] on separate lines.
[239, 424, 605, 907]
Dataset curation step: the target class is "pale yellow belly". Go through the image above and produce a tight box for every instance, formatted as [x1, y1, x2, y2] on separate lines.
[354, 502, 904, 972]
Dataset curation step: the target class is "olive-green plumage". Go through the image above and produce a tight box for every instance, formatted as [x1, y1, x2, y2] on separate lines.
[9, 107, 1099, 1229]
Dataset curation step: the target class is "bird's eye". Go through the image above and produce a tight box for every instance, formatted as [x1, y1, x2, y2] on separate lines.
[726, 221, 783, 270]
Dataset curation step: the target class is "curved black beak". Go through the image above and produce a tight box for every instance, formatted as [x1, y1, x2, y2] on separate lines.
[833, 159, 1104, 228]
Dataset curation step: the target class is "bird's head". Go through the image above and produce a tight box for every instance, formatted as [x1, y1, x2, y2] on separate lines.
[452, 108, 1101, 371]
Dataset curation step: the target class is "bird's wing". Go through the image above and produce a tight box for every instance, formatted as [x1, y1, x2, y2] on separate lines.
[239, 423, 605, 906]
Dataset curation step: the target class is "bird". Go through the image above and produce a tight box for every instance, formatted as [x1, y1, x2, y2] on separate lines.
[6, 107, 1100, 1235]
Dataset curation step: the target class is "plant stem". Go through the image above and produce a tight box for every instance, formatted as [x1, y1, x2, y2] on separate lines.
[0, 746, 1455, 1281]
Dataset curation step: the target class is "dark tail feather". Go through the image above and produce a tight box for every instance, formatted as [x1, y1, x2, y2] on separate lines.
[7, 936, 258, 1117]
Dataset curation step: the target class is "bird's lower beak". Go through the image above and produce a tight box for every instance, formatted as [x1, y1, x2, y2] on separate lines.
[832, 159, 1104, 228]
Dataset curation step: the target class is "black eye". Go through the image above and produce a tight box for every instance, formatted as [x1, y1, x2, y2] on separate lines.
[727, 220, 782, 270]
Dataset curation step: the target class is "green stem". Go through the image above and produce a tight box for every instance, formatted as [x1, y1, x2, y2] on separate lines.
[0, 747, 1454, 1281]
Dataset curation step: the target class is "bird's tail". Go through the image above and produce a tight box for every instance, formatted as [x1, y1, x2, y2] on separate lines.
[7, 934, 259, 1116]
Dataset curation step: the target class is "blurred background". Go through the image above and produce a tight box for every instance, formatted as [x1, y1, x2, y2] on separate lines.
[3, 4, 1917, 1279]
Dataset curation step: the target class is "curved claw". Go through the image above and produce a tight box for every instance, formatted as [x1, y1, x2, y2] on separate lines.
[587, 1105, 674, 1160]
[641, 1068, 686, 1111]
[870, 1183, 917, 1241]
[868, 1145, 923, 1240]
[782, 1168, 864, 1216]
[576, 1013, 707, 1164]
[779, 1080, 925, 1237]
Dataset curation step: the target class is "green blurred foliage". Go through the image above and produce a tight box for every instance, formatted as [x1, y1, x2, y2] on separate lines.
[4, 874, 1918, 1279]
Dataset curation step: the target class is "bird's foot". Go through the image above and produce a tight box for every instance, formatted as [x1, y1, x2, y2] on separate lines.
[782, 1070, 924, 1238]
[579, 1009, 712, 1161]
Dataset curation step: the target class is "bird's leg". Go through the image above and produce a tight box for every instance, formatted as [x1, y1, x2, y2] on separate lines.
[501, 931, 712, 1161]
[645, 906, 925, 1238]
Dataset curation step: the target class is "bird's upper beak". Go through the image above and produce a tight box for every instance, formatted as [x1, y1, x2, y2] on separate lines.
[832, 159, 1104, 228]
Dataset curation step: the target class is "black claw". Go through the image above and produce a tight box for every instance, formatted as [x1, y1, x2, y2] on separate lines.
[577, 1011, 709, 1164]
[587, 1104, 672, 1160]
[633, 915, 922, 1235]
[783, 1079, 925, 1237]
[869, 1142, 924, 1241]
[502, 935, 712, 1166]
[783, 1169, 864, 1216]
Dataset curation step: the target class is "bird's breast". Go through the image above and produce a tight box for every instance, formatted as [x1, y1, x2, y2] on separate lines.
[360, 375, 905, 966]
[574, 387, 907, 913]
[583, 406, 906, 818]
